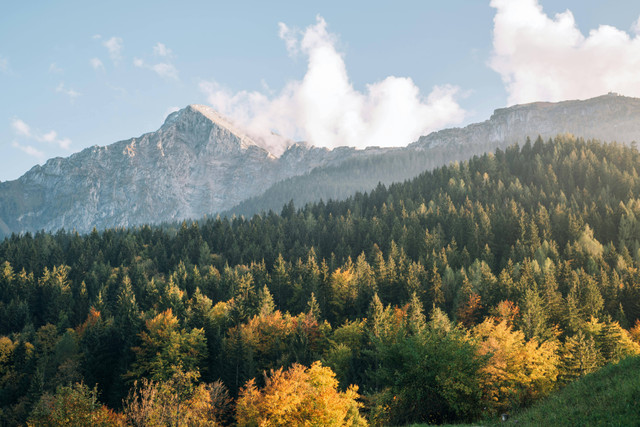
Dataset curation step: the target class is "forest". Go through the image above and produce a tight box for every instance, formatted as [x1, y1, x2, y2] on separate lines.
[1, 135, 640, 425]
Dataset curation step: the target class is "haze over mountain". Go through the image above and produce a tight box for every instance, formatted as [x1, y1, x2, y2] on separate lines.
[2, 93, 640, 237]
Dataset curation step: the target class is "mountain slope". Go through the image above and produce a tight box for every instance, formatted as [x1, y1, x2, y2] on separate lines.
[4, 94, 640, 236]
[0, 105, 379, 236]
[501, 356, 640, 426]
[412, 92, 640, 151]
[228, 93, 640, 217]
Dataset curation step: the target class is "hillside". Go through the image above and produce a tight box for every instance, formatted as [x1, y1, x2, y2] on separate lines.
[2, 136, 640, 425]
[4, 94, 640, 237]
[228, 93, 640, 217]
[503, 356, 640, 426]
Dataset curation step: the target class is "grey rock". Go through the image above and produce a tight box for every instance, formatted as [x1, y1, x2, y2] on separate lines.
[0, 105, 367, 236]
[3, 93, 640, 237]
[412, 93, 640, 151]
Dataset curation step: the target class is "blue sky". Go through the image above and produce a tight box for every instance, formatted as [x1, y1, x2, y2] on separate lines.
[2, 0, 640, 181]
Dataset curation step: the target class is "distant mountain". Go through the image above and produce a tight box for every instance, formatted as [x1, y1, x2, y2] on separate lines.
[412, 92, 640, 151]
[0, 105, 384, 236]
[227, 93, 640, 217]
[3, 94, 640, 237]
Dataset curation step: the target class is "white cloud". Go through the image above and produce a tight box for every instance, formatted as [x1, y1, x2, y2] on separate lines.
[278, 23, 300, 56]
[10, 118, 72, 150]
[11, 119, 31, 137]
[134, 45, 179, 80]
[153, 42, 172, 57]
[490, 0, 640, 104]
[633, 17, 640, 35]
[90, 57, 104, 70]
[12, 141, 44, 160]
[0, 55, 8, 72]
[200, 16, 465, 155]
[103, 36, 123, 63]
[151, 62, 178, 80]
[38, 130, 72, 149]
[56, 82, 81, 101]
[48, 62, 62, 73]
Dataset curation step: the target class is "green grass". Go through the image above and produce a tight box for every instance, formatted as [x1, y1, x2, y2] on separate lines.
[407, 356, 640, 427]
[501, 356, 640, 426]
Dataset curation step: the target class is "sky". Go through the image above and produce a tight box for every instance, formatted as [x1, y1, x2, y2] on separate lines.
[2, 0, 640, 181]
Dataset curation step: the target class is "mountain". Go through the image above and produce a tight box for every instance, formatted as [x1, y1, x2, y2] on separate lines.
[3, 93, 640, 237]
[0, 105, 384, 236]
[228, 93, 640, 217]
[3, 135, 640, 425]
[412, 92, 640, 151]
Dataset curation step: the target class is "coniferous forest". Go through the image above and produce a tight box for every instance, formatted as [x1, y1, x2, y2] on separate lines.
[2, 135, 640, 425]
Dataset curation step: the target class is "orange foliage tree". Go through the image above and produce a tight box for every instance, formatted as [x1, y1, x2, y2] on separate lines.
[236, 361, 366, 426]
[473, 318, 559, 413]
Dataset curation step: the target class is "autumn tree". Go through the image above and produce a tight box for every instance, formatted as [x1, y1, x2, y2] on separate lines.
[126, 309, 207, 384]
[473, 318, 559, 413]
[236, 361, 366, 426]
[27, 382, 123, 427]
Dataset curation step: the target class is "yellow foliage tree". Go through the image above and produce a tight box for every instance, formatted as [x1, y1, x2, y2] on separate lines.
[127, 309, 207, 383]
[630, 320, 640, 344]
[236, 361, 366, 426]
[473, 318, 559, 412]
[122, 375, 231, 427]
[27, 382, 124, 427]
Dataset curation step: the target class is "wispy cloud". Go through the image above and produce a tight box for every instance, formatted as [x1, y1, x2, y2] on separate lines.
[90, 57, 104, 71]
[11, 118, 72, 150]
[200, 16, 465, 155]
[11, 118, 31, 137]
[55, 82, 81, 101]
[153, 42, 172, 57]
[12, 141, 45, 160]
[0, 55, 8, 73]
[134, 42, 179, 80]
[103, 36, 123, 64]
[490, 0, 640, 104]
[48, 62, 63, 73]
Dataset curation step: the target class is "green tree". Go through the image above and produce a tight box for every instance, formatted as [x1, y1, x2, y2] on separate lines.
[127, 309, 207, 384]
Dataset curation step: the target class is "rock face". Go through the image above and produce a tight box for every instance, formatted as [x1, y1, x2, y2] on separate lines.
[0, 105, 370, 236]
[3, 94, 640, 237]
[227, 93, 640, 218]
[412, 93, 640, 150]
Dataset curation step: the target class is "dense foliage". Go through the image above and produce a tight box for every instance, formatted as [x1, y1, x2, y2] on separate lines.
[1, 135, 640, 425]
[228, 134, 511, 218]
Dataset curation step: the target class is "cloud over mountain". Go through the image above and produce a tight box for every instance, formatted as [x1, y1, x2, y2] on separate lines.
[200, 16, 465, 155]
[490, 0, 640, 104]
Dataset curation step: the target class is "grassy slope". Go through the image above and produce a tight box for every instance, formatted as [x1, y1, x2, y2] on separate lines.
[408, 356, 640, 427]
[503, 356, 640, 426]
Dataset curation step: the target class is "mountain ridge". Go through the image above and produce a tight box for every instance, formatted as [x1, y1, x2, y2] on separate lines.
[0, 105, 374, 236]
[227, 93, 640, 217]
[4, 93, 640, 236]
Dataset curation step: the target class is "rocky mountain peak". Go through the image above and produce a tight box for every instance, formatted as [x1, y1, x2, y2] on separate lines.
[159, 104, 262, 155]
[0, 104, 356, 236]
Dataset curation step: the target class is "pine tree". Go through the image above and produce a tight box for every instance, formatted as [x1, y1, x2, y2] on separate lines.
[306, 292, 321, 320]
[257, 285, 275, 317]
[429, 263, 445, 309]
